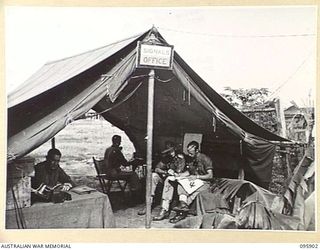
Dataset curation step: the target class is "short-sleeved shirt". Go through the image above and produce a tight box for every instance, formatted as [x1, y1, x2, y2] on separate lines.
[103, 145, 128, 174]
[33, 161, 74, 189]
[187, 153, 213, 176]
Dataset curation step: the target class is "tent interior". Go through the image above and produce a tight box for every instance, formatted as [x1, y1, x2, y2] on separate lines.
[7, 28, 289, 189]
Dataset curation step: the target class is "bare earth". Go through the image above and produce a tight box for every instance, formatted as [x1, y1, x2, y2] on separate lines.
[29, 119, 175, 228]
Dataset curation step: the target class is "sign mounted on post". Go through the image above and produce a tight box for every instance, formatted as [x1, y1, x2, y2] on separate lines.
[136, 41, 174, 70]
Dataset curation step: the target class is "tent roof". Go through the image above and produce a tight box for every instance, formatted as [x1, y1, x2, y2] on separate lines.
[8, 31, 146, 108]
[7, 28, 290, 185]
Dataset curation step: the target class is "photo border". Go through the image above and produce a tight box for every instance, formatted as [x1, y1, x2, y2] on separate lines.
[0, 0, 319, 243]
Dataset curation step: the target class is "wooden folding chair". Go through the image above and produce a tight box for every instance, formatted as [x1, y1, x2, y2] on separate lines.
[92, 157, 129, 196]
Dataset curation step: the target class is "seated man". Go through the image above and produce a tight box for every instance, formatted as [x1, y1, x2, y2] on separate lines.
[104, 135, 141, 197]
[32, 148, 75, 199]
[169, 140, 214, 223]
[138, 141, 186, 216]
[152, 152, 190, 220]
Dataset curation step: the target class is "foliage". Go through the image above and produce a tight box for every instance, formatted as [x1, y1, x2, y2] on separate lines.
[243, 110, 279, 133]
[283, 152, 314, 215]
[269, 150, 288, 195]
[221, 87, 271, 109]
[220, 87, 280, 134]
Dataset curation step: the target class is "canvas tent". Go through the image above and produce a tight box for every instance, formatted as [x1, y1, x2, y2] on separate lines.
[7, 27, 289, 187]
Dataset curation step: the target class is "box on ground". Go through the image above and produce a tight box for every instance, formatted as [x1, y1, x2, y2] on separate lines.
[6, 156, 35, 210]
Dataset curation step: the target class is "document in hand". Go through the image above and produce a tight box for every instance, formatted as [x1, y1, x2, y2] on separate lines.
[169, 177, 204, 194]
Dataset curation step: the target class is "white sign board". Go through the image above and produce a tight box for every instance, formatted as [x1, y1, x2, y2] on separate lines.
[183, 133, 203, 154]
[137, 42, 174, 70]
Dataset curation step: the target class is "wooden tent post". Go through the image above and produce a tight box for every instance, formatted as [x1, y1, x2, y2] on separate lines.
[51, 137, 56, 149]
[285, 148, 293, 180]
[238, 140, 244, 179]
[275, 98, 287, 138]
[145, 69, 155, 229]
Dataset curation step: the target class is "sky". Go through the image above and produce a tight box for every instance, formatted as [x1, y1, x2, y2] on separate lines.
[5, 5, 317, 107]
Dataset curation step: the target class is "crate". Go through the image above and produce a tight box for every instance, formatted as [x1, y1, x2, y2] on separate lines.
[7, 156, 35, 179]
[6, 176, 31, 210]
[6, 156, 35, 210]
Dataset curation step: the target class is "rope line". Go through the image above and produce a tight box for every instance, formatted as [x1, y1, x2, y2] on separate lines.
[267, 50, 314, 99]
[11, 187, 26, 229]
[85, 81, 144, 118]
[158, 26, 316, 38]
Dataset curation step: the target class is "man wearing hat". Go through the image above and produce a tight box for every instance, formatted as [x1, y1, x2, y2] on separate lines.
[169, 140, 214, 223]
[138, 141, 187, 216]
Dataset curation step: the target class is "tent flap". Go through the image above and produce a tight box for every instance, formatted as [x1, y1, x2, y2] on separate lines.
[8, 47, 138, 161]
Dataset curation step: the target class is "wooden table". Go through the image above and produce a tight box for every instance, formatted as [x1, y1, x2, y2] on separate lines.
[6, 190, 115, 229]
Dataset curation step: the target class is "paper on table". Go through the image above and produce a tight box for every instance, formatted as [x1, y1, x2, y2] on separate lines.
[71, 185, 97, 195]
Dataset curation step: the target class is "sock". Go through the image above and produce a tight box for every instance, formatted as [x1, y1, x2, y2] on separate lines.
[179, 194, 188, 204]
[162, 199, 170, 211]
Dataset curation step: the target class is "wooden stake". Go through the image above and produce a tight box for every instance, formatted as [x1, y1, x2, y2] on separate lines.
[275, 98, 287, 138]
[285, 148, 292, 180]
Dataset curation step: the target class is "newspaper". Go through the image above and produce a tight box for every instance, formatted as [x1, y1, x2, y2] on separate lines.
[167, 176, 204, 194]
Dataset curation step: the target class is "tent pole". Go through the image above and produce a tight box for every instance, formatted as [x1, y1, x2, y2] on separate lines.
[275, 98, 287, 138]
[51, 137, 56, 149]
[145, 69, 155, 229]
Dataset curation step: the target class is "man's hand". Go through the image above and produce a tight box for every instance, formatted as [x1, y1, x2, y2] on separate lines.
[188, 175, 197, 181]
[167, 169, 175, 176]
[61, 183, 72, 191]
[33, 183, 51, 194]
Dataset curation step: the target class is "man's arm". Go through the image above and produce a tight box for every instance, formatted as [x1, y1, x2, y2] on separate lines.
[197, 169, 213, 180]
[173, 156, 190, 177]
[116, 150, 130, 166]
[199, 154, 214, 180]
[174, 154, 185, 173]
[188, 169, 213, 181]
[103, 149, 109, 173]
[58, 168, 75, 190]
[32, 164, 44, 189]
[189, 154, 214, 181]
[154, 161, 169, 175]
[177, 170, 190, 178]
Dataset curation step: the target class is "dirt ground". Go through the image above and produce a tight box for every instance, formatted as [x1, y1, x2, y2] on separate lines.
[29, 118, 177, 228]
[72, 174, 175, 228]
